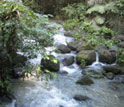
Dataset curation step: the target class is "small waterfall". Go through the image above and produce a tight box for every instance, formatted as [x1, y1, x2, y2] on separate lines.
[86, 52, 105, 72]
[96, 51, 99, 62]
[90, 52, 104, 67]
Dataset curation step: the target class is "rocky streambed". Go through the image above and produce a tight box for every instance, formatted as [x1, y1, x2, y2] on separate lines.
[2, 22, 124, 107]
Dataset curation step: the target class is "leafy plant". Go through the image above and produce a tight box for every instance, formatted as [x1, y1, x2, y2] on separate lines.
[118, 48, 124, 64]
[86, 5, 105, 14]
[62, 3, 87, 20]
[62, 19, 79, 31]
[81, 58, 86, 68]
[101, 27, 115, 35]
[116, 0, 124, 16]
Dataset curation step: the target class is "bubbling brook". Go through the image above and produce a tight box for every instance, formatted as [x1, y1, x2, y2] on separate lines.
[3, 22, 124, 107]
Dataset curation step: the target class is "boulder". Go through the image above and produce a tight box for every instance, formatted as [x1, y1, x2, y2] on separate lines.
[118, 42, 124, 48]
[82, 69, 104, 79]
[82, 43, 94, 50]
[57, 44, 71, 53]
[113, 35, 124, 42]
[74, 95, 90, 101]
[76, 50, 96, 66]
[41, 55, 60, 72]
[68, 41, 86, 52]
[94, 16, 105, 25]
[76, 76, 94, 85]
[98, 49, 116, 64]
[103, 65, 122, 75]
[106, 72, 115, 80]
[95, 45, 107, 51]
[62, 56, 74, 66]
[67, 42, 78, 51]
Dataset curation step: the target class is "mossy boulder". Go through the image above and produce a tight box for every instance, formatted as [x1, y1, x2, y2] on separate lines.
[103, 65, 122, 75]
[41, 55, 60, 72]
[82, 43, 94, 50]
[74, 95, 90, 101]
[76, 50, 96, 67]
[67, 42, 78, 51]
[82, 69, 104, 79]
[76, 76, 94, 85]
[98, 49, 116, 64]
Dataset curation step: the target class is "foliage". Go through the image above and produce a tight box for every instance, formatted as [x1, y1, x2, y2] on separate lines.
[86, 5, 105, 14]
[0, 0, 55, 95]
[43, 56, 58, 64]
[62, 19, 79, 31]
[0, 0, 55, 59]
[62, 3, 87, 20]
[86, 2, 118, 15]
[116, 0, 124, 17]
[81, 58, 86, 68]
[0, 69, 11, 95]
[118, 48, 124, 64]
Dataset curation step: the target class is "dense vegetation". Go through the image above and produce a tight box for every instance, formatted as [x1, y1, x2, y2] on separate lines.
[61, 0, 124, 67]
[0, 0, 124, 101]
[0, 0, 55, 96]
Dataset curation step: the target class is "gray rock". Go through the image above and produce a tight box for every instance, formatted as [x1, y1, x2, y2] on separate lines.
[98, 49, 116, 64]
[62, 56, 74, 66]
[67, 42, 78, 51]
[103, 65, 122, 75]
[74, 95, 90, 101]
[118, 42, 124, 48]
[106, 72, 115, 80]
[57, 44, 71, 53]
[113, 35, 124, 42]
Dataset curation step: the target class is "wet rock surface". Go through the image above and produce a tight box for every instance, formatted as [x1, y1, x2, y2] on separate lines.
[106, 72, 115, 80]
[74, 95, 90, 101]
[62, 56, 74, 66]
[76, 76, 94, 85]
[103, 65, 122, 75]
[98, 49, 116, 64]
[41, 55, 60, 72]
[118, 42, 124, 48]
[67, 42, 78, 51]
[57, 44, 71, 53]
[76, 50, 96, 66]
[82, 69, 104, 79]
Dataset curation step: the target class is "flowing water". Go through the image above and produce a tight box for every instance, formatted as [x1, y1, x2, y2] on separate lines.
[3, 22, 124, 107]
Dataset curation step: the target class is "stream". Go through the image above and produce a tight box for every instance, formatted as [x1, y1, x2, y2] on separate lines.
[3, 22, 124, 107]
